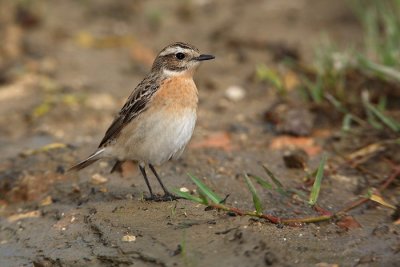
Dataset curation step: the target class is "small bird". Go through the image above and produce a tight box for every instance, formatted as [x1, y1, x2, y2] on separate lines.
[69, 42, 215, 201]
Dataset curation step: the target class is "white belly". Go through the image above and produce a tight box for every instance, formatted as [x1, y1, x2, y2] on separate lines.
[113, 108, 197, 165]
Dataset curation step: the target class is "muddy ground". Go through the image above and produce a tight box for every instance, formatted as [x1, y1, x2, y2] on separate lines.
[0, 0, 399, 266]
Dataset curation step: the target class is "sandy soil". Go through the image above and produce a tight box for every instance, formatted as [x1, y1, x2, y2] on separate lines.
[0, 0, 399, 266]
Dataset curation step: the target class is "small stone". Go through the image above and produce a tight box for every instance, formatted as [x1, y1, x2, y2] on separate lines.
[179, 187, 189, 193]
[90, 174, 108, 185]
[39, 196, 53, 206]
[283, 149, 308, 169]
[225, 85, 245, 101]
[121, 234, 136, 242]
[266, 104, 314, 136]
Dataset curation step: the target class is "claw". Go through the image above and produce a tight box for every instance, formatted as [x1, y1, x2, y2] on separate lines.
[144, 193, 181, 202]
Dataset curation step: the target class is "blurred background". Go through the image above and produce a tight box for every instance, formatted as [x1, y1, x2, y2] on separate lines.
[1, 0, 398, 156]
[0, 0, 399, 266]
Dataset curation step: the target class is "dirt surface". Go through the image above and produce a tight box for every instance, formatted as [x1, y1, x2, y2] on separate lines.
[1, 1, 399, 266]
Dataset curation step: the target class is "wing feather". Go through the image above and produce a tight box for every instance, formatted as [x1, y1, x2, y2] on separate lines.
[98, 73, 162, 147]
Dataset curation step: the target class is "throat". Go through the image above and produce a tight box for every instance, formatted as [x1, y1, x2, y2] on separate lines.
[163, 68, 193, 78]
[155, 76, 198, 109]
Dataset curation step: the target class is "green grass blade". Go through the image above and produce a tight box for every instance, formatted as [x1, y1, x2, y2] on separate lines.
[311, 75, 324, 104]
[358, 56, 400, 82]
[325, 93, 366, 126]
[246, 173, 273, 190]
[262, 164, 289, 196]
[256, 64, 285, 95]
[288, 188, 308, 200]
[365, 105, 383, 130]
[309, 155, 327, 206]
[198, 190, 209, 205]
[377, 95, 387, 112]
[325, 93, 347, 113]
[262, 165, 284, 188]
[188, 173, 222, 204]
[366, 102, 400, 132]
[172, 189, 206, 204]
[342, 113, 353, 131]
[244, 173, 263, 214]
[361, 90, 398, 131]
[301, 75, 323, 104]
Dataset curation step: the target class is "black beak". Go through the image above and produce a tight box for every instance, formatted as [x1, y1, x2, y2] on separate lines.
[195, 54, 215, 61]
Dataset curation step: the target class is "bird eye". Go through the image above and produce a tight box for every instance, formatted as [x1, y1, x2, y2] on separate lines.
[176, 52, 185, 60]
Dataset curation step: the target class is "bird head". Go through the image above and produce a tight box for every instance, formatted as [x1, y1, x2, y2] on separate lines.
[151, 42, 215, 77]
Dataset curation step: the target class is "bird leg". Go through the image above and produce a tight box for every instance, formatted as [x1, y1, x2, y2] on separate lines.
[148, 164, 180, 201]
[139, 164, 155, 199]
[110, 160, 124, 174]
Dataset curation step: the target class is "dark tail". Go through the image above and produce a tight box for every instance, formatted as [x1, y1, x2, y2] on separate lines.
[68, 148, 104, 172]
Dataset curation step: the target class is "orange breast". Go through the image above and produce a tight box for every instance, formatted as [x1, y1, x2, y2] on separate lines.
[151, 76, 198, 112]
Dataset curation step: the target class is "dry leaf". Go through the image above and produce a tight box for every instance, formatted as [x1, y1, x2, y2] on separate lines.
[269, 136, 321, 156]
[98, 187, 108, 193]
[190, 132, 233, 151]
[40, 196, 53, 206]
[369, 194, 396, 209]
[7, 210, 40, 222]
[312, 129, 332, 138]
[120, 161, 137, 177]
[282, 70, 300, 91]
[347, 142, 385, 164]
[336, 215, 362, 230]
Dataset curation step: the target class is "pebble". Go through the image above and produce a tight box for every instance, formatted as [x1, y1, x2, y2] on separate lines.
[90, 173, 108, 185]
[179, 187, 189, 192]
[121, 235, 136, 242]
[225, 85, 245, 101]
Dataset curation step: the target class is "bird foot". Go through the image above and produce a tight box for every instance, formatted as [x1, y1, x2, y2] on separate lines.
[145, 193, 181, 202]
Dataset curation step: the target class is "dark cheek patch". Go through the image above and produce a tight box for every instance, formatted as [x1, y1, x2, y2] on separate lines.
[157, 54, 188, 72]
[167, 56, 187, 71]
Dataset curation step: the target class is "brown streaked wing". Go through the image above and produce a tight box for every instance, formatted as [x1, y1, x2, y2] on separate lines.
[98, 73, 162, 148]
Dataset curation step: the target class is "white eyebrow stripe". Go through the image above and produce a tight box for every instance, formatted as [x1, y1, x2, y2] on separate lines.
[159, 47, 190, 57]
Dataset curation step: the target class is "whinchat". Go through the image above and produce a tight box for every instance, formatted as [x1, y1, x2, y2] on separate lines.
[69, 42, 215, 201]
